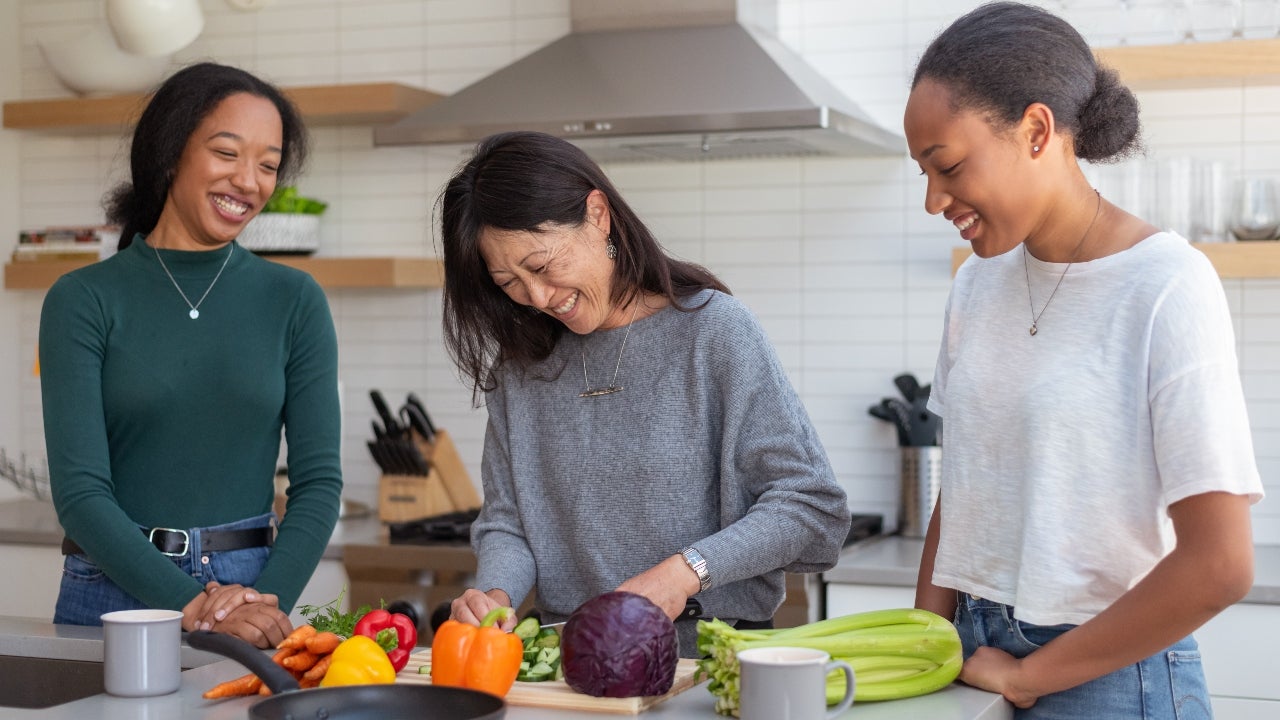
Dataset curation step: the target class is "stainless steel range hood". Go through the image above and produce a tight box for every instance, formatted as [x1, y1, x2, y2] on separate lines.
[373, 0, 903, 162]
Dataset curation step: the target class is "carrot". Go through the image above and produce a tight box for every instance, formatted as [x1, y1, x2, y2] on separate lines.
[281, 650, 319, 672]
[277, 624, 317, 650]
[298, 676, 321, 689]
[258, 682, 272, 696]
[301, 654, 333, 682]
[272, 647, 296, 664]
[202, 673, 262, 699]
[304, 631, 342, 655]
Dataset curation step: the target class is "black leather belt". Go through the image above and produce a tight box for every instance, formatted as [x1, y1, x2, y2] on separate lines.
[61, 526, 273, 557]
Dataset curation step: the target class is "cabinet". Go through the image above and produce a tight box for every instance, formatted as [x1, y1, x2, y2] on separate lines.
[1196, 602, 1280, 717]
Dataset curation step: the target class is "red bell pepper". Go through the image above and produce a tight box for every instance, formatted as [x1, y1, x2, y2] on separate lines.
[353, 608, 418, 673]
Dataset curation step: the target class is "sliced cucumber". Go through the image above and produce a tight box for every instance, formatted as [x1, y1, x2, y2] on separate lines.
[513, 616, 541, 642]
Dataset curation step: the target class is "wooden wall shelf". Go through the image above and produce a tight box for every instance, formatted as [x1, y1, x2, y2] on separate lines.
[4, 256, 444, 291]
[2, 82, 442, 132]
[1095, 38, 1280, 90]
[951, 242, 1280, 279]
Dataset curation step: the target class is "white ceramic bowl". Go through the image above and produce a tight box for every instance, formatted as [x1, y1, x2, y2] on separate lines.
[38, 26, 172, 96]
[105, 0, 204, 57]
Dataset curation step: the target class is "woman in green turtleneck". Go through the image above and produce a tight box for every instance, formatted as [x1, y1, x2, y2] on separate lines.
[38, 63, 342, 649]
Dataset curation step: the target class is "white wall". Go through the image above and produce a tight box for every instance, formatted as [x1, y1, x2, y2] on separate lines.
[2, 0, 1276, 541]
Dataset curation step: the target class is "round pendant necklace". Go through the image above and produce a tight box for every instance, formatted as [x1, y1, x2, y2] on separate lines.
[579, 299, 642, 398]
[153, 242, 233, 320]
[1023, 189, 1101, 336]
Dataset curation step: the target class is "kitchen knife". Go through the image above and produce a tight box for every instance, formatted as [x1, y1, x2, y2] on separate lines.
[399, 403, 435, 444]
[371, 420, 386, 442]
[893, 373, 920, 403]
[370, 389, 404, 438]
[367, 440, 393, 473]
[405, 393, 437, 436]
[882, 398, 913, 446]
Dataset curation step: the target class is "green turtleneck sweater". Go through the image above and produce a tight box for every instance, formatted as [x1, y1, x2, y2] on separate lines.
[39, 237, 342, 613]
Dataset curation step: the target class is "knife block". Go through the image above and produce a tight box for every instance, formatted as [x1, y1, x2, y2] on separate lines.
[377, 428, 481, 523]
[378, 470, 453, 523]
[419, 429, 481, 511]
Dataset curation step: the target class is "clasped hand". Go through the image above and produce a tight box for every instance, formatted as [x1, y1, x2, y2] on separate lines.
[182, 582, 292, 648]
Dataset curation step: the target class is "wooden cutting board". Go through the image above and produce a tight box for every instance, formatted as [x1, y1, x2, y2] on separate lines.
[398, 649, 704, 714]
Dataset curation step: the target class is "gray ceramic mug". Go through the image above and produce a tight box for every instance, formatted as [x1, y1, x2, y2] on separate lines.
[738, 646, 855, 720]
[101, 609, 184, 697]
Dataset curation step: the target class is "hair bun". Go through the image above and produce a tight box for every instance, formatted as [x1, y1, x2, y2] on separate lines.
[1075, 65, 1143, 163]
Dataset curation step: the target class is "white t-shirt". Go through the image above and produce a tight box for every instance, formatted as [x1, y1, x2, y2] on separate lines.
[928, 232, 1264, 626]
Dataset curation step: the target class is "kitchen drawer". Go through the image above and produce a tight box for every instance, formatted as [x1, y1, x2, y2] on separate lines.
[825, 583, 915, 617]
[1210, 696, 1280, 720]
[1197, 602, 1280, 702]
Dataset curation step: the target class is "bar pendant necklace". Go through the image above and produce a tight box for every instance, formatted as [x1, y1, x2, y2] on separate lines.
[579, 300, 641, 398]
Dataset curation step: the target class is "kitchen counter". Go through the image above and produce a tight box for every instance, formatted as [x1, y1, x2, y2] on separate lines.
[824, 535, 1280, 605]
[0, 616, 1011, 720]
[0, 498, 385, 560]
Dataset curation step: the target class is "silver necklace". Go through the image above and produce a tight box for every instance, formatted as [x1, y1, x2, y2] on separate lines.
[1023, 190, 1101, 336]
[153, 242, 233, 319]
[579, 299, 642, 398]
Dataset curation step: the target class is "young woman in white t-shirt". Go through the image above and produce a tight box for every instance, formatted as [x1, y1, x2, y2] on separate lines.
[904, 3, 1264, 718]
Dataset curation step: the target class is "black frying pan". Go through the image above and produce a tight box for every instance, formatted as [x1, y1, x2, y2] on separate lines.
[187, 631, 505, 720]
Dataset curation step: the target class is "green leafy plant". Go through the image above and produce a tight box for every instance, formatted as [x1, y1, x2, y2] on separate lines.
[263, 186, 328, 215]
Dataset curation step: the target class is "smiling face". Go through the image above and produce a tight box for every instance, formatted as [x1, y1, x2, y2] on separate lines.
[478, 190, 629, 334]
[150, 92, 283, 250]
[904, 79, 1046, 259]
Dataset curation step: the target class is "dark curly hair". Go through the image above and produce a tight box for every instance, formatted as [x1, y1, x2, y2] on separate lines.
[105, 62, 310, 249]
[912, 1, 1142, 163]
[438, 131, 729, 400]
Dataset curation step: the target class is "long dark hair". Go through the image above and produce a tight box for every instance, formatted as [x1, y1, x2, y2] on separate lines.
[439, 131, 728, 398]
[105, 62, 310, 249]
[913, 1, 1141, 163]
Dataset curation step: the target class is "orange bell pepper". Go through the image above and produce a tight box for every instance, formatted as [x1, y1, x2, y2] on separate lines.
[431, 607, 522, 697]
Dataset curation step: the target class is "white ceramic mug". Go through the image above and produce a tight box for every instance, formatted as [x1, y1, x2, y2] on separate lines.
[738, 646, 855, 720]
[101, 609, 184, 697]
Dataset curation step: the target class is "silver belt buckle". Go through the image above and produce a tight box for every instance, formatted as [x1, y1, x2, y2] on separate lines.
[149, 527, 190, 556]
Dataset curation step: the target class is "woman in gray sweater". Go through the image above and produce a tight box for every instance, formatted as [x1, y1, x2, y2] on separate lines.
[439, 131, 851, 656]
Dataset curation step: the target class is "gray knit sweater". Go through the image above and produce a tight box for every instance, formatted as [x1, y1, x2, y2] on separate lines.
[472, 290, 850, 655]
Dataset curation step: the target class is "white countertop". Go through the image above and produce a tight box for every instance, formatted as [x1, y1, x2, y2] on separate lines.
[824, 535, 1280, 605]
[0, 616, 1011, 720]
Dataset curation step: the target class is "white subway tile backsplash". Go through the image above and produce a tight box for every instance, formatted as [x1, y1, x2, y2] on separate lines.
[426, 0, 515, 23]
[337, 1, 425, 27]
[702, 212, 801, 240]
[703, 187, 802, 214]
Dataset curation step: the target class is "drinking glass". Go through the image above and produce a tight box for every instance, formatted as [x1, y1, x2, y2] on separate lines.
[1185, 0, 1244, 41]
[1228, 178, 1280, 241]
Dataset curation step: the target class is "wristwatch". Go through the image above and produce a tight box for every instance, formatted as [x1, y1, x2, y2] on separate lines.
[679, 546, 711, 593]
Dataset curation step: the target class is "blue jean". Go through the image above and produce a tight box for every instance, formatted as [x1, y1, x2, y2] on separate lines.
[53, 513, 275, 626]
[955, 593, 1211, 720]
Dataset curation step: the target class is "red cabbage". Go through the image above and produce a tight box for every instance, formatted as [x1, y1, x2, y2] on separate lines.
[560, 591, 678, 697]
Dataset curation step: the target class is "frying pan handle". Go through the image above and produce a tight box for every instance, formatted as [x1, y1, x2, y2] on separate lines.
[187, 630, 300, 694]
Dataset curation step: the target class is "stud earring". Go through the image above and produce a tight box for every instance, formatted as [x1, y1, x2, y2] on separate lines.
[606, 237, 618, 260]
[1032, 145, 1040, 153]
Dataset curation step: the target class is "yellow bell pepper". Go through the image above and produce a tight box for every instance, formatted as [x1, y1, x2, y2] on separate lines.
[319, 635, 397, 687]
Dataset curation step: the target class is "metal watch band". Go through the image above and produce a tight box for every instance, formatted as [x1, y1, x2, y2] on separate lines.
[680, 546, 711, 593]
